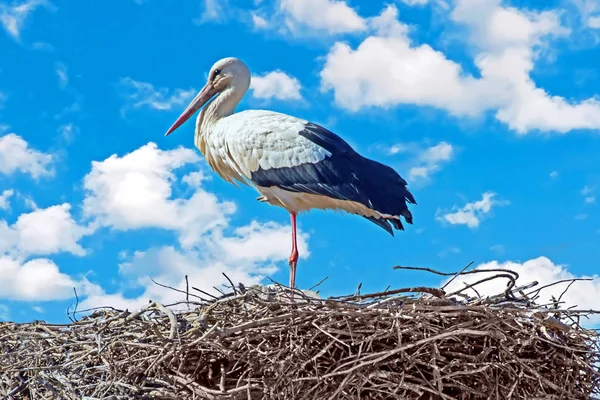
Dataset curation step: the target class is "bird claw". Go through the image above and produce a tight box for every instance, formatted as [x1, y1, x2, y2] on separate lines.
[256, 195, 268, 202]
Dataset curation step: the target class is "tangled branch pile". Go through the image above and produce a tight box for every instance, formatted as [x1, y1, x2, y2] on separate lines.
[1, 268, 599, 399]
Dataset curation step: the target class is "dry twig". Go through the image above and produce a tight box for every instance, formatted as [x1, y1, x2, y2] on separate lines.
[1, 270, 598, 399]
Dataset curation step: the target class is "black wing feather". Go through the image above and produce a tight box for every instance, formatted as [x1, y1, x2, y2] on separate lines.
[250, 123, 416, 235]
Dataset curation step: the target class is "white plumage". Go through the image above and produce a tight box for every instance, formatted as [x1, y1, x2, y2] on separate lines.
[165, 57, 416, 289]
[198, 110, 331, 185]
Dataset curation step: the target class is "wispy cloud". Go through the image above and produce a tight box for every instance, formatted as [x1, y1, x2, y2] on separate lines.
[490, 244, 506, 254]
[195, 0, 227, 24]
[57, 123, 77, 143]
[408, 141, 454, 182]
[0, 0, 52, 41]
[0, 132, 53, 178]
[55, 62, 68, 88]
[278, 0, 366, 35]
[437, 192, 509, 228]
[119, 77, 196, 114]
[581, 185, 596, 204]
[0, 189, 14, 210]
[251, 12, 268, 29]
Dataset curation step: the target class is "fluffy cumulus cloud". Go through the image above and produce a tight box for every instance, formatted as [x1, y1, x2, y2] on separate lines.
[443, 256, 600, 325]
[278, 0, 367, 35]
[12, 204, 91, 257]
[0, 201, 93, 302]
[119, 77, 196, 112]
[437, 191, 508, 228]
[0, 141, 310, 307]
[77, 142, 309, 311]
[0, 133, 53, 178]
[81, 221, 309, 311]
[251, 70, 303, 101]
[0, 0, 51, 41]
[320, 2, 600, 134]
[82, 143, 236, 248]
[0, 257, 82, 301]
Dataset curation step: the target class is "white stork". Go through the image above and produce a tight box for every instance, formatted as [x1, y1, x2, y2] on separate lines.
[164, 57, 416, 289]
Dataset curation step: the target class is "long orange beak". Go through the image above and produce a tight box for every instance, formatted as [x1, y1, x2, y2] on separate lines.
[164, 83, 217, 136]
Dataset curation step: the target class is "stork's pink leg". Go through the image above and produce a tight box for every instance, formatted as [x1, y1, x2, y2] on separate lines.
[289, 213, 299, 289]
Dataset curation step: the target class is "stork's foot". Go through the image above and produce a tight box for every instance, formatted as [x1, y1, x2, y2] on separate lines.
[256, 195, 268, 202]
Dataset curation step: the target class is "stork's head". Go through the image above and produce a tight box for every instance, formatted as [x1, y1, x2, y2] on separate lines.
[164, 57, 251, 136]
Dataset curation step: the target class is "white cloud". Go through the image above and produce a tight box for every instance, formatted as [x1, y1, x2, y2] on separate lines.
[0, 141, 312, 306]
[437, 191, 508, 228]
[75, 141, 311, 311]
[251, 70, 303, 101]
[419, 141, 454, 164]
[580, 185, 596, 203]
[55, 62, 68, 88]
[399, 0, 430, 5]
[571, 0, 600, 29]
[589, 15, 600, 28]
[320, 3, 600, 134]
[387, 144, 409, 155]
[82, 219, 309, 311]
[82, 143, 236, 248]
[0, 0, 51, 41]
[0, 189, 14, 210]
[490, 244, 505, 254]
[58, 123, 78, 142]
[119, 78, 196, 112]
[0, 133, 53, 178]
[408, 141, 454, 181]
[13, 204, 90, 257]
[182, 170, 209, 187]
[31, 41, 53, 51]
[0, 203, 91, 260]
[0, 256, 83, 301]
[278, 0, 366, 35]
[549, 170, 558, 179]
[215, 221, 309, 263]
[320, 5, 495, 115]
[197, 0, 226, 23]
[251, 12, 269, 29]
[443, 256, 600, 325]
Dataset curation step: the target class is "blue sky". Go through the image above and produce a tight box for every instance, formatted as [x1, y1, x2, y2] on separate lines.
[1, 0, 599, 325]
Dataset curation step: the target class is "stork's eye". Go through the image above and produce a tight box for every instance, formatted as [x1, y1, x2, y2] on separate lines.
[212, 69, 222, 79]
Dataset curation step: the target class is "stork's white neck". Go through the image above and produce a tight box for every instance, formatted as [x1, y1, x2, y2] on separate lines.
[195, 84, 247, 140]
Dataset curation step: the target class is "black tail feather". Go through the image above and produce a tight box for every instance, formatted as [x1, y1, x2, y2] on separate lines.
[364, 216, 394, 236]
[363, 215, 410, 236]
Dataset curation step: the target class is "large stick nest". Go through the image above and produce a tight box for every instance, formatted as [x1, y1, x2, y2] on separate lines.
[1, 267, 599, 399]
